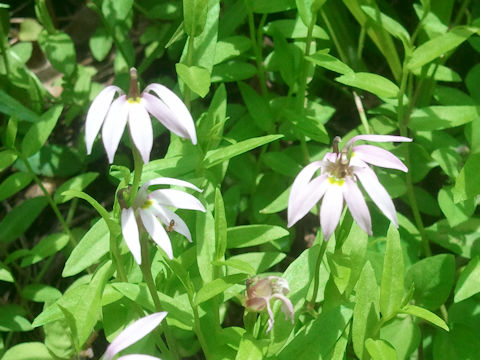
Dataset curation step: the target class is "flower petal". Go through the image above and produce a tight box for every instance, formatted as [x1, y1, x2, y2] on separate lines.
[142, 92, 193, 142]
[150, 205, 193, 242]
[102, 95, 128, 163]
[117, 354, 162, 360]
[149, 189, 206, 211]
[343, 178, 372, 235]
[140, 177, 203, 194]
[121, 208, 142, 264]
[265, 299, 275, 333]
[355, 165, 398, 227]
[287, 174, 329, 227]
[85, 86, 123, 155]
[144, 84, 197, 144]
[117, 355, 162, 360]
[352, 144, 408, 172]
[287, 161, 324, 227]
[272, 293, 294, 324]
[139, 209, 173, 259]
[104, 312, 167, 360]
[347, 134, 412, 147]
[128, 101, 153, 164]
[320, 181, 344, 241]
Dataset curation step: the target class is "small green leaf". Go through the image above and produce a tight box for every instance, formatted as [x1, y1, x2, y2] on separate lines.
[213, 36, 251, 64]
[211, 61, 257, 82]
[380, 225, 404, 317]
[264, 19, 329, 40]
[21, 232, 70, 267]
[0, 172, 33, 202]
[62, 218, 110, 277]
[37, 30, 76, 76]
[195, 274, 247, 305]
[203, 135, 283, 168]
[249, 0, 296, 14]
[407, 26, 478, 70]
[214, 188, 227, 263]
[453, 153, 480, 202]
[1, 342, 53, 360]
[365, 338, 398, 360]
[183, 0, 208, 37]
[212, 258, 256, 275]
[176, 63, 210, 97]
[401, 304, 449, 331]
[0, 305, 32, 332]
[22, 105, 62, 158]
[336, 72, 399, 98]
[89, 25, 112, 62]
[18, 19, 43, 41]
[238, 82, 274, 131]
[306, 52, 354, 75]
[408, 105, 479, 131]
[454, 255, 480, 302]
[22, 284, 62, 302]
[361, 6, 410, 46]
[236, 334, 264, 360]
[54, 172, 98, 204]
[227, 225, 289, 249]
[0, 149, 18, 172]
[262, 152, 302, 177]
[0, 197, 47, 243]
[0, 89, 40, 123]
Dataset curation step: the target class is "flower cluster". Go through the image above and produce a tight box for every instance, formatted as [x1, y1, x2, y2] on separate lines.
[288, 135, 412, 240]
[245, 276, 294, 332]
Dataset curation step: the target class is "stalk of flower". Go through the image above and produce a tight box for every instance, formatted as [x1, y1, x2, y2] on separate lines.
[86, 67, 197, 164]
[245, 276, 294, 333]
[121, 177, 206, 264]
[103, 312, 167, 360]
[288, 134, 412, 241]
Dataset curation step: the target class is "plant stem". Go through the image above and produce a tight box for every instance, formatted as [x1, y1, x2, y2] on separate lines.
[247, 9, 268, 96]
[353, 91, 370, 134]
[139, 236, 179, 360]
[128, 145, 144, 207]
[18, 151, 77, 248]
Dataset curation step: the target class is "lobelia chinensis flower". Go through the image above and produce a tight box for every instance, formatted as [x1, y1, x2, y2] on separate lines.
[86, 67, 197, 163]
[245, 276, 294, 333]
[121, 177, 206, 264]
[288, 134, 412, 241]
[103, 312, 167, 360]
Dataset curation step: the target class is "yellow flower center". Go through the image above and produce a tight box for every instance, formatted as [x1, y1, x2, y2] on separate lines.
[127, 97, 141, 104]
[141, 199, 154, 209]
[328, 176, 345, 186]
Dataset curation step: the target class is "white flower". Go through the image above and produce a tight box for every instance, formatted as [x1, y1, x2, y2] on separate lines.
[121, 177, 206, 264]
[103, 312, 167, 360]
[288, 134, 412, 241]
[86, 68, 197, 163]
[245, 276, 294, 333]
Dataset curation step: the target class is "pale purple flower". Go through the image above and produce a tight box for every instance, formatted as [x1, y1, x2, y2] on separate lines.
[103, 312, 166, 360]
[86, 68, 197, 163]
[288, 134, 412, 241]
[245, 276, 294, 333]
[121, 177, 206, 264]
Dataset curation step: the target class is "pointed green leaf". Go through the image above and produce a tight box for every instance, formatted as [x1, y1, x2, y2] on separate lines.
[214, 188, 227, 262]
[365, 338, 398, 360]
[454, 255, 480, 302]
[380, 225, 404, 317]
[227, 224, 289, 249]
[306, 52, 354, 75]
[401, 304, 449, 331]
[176, 63, 211, 97]
[0, 172, 33, 202]
[54, 172, 98, 204]
[195, 274, 247, 305]
[336, 72, 399, 98]
[361, 6, 410, 46]
[183, 0, 208, 37]
[1, 342, 53, 360]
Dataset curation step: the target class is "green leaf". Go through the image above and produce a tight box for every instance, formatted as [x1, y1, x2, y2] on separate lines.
[89, 25, 112, 62]
[365, 338, 398, 360]
[361, 6, 410, 46]
[196, 208, 215, 283]
[54, 172, 98, 204]
[259, 186, 289, 214]
[37, 30, 76, 77]
[0, 172, 33, 202]
[306, 52, 354, 75]
[183, 0, 208, 37]
[62, 218, 110, 277]
[453, 153, 480, 203]
[203, 135, 283, 168]
[0, 196, 47, 243]
[21, 232, 70, 267]
[211, 61, 257, 82]
[1, 342, 53, 360]
[0, 89, 40, 123]
[0, 305, 33, 332]
[227, 252, 286, 275]
[22, 284, 62, 302]
[264, 19, 329, 39]
[438, 187, 475, 227]
[22, 105, 63, 157]
[433, 324, 480, 360]
[212, 258, 256, 275]
[214, 188, 227, 263]
[454, 255, 480, 302]
[405, 254, 455, 310]
[0, 265, 14, 283]
[0, 149, 18, 172]
[235, 334, 264, 360]
[213, 36, 251, 64]
[353, 261, 380, 360]
[176, 63, 210, 97]
[195, 273, 247, 305]
[408, 105, 479, 131]
[407, 26, 478, 70]
[101, 0, 133, 20]
[336, 72, 399, 98]
[380, 225, 404, 317]
[262, 152, 302, 177]
[401, 304, 449, 331]
[380, 316, 420, 360]
[227, 224, 289, 249]
[18, 19, 43, 41]
[238, 82, 274, 131]
[249, 0, 296, 14]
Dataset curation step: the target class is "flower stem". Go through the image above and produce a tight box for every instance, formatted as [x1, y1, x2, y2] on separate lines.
[128, 145, 144, 207]
[139, 235, 179, 360]
[246, 6, 268, 97]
